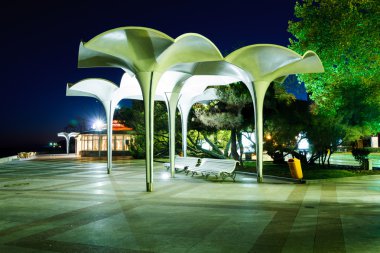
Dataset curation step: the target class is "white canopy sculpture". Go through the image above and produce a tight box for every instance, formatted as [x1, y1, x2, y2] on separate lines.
[226, 45, 324, 182]
[78, 27, 224, 191]
[119, 73, 237, 177]
[119, 72, 184, 178]
[66, 79, 129, 174]
[156, 61, 250, 176]
[57, 132, 79, 154]
[76, 26, 324, 190]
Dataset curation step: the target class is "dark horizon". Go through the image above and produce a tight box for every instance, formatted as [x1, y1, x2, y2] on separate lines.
[0, 0, 301, 152]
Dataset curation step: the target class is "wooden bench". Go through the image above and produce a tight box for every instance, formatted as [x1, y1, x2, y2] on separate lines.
[164, 156, 200, 172]
[187, 158, 238, 181]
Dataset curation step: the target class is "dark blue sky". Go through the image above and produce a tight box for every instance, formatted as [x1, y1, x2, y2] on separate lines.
[0, 0, 302, 149]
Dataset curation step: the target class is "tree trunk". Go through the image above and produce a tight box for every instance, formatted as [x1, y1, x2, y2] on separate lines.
[230, 128, 239, 161]
[237, 131, 244, 166]
[224, 139, 231, 157]
[321, 151, 325, 166]
[327, 148, 332, 167]
[308, 152, 318, 165]
[187, 133, 226, 159]
[204, 135, 223, 155]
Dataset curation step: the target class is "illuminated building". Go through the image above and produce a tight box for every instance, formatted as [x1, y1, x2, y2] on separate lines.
[75, 120, 135, 157]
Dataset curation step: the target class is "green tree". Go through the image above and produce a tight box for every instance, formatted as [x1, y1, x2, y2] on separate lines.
[305, 112, 346, 166]
[192, 83, 253, 164]
[288, 0, 380, 139]
[263, 83, 310, 163]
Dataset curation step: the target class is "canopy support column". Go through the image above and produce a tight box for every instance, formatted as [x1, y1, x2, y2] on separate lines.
[181, 109, 189, 158]
[64, 136, 70, 154]
[165, 92, 180, 177]
[136, 72, 158, 192]
[253, 81, 271, 183]
[104, 102, 114, 174]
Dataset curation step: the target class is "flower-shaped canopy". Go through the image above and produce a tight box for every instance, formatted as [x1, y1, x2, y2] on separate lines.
[79, 28, 224, 191]
[120, 70, 240, 177]
[155, 61, 251, 176]
[67, 78, 130, 173]
[226, 45, 324, 181]
[57, 132, 79, 154]
[74, 26, 324, 190]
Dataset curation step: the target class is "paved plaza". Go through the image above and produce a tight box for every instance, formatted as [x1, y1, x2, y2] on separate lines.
[0, 156, 380, 253]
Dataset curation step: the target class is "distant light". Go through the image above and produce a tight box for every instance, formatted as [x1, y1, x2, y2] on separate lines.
[49, 142, 58, 147]
[92, 119, 104, 130]
[298, 138, 309, 150]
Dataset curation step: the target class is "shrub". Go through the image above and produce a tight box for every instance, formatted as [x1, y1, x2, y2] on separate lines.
[351, 148, 371, 168]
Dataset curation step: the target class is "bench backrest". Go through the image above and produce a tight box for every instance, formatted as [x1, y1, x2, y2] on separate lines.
[200, 158, 238, 173]
[175, 156, 200, 167]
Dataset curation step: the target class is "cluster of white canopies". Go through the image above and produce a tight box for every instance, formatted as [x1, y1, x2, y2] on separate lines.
[66, 26, 324, 192]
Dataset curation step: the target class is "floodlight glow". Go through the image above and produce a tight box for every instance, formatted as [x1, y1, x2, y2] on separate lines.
[92, 119, 104, 130]
[298, 138, 310, 150]
[160, 172, 171, 180]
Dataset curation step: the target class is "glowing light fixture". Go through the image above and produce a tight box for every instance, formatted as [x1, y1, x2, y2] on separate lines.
[92, 119, 105, 130]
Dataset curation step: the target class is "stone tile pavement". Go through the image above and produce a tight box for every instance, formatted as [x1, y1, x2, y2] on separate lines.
[0, 156, 379, 252]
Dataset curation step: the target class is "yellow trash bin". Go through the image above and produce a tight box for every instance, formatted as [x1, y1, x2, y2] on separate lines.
[287, 158, 303, 180]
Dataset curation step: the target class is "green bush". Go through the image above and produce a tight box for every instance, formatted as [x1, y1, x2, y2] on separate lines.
[351, 148, 371, 168]
[365, 147, 380, 153]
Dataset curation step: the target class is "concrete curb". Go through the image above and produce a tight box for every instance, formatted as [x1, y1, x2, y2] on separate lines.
[305, 174, 380, 184]
[236, 171, 380, 184]
[236, 171, 302, 183]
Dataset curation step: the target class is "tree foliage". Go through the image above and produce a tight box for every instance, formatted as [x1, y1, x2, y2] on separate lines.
[192, 82, 253, 163]
[305, 113, 346, 165]
[351, 147, 371, 168]
[263, 83, 310, 163]
[288, 0, 380, 138]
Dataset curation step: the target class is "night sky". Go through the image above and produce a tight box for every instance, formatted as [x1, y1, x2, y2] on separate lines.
[0, 0, 301, 151]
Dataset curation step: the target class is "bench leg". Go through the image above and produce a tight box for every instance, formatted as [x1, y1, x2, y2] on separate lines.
[232, 172, 236, 182]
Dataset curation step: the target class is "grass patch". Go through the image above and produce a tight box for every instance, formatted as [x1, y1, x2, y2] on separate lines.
[3, 182, 30, 187]
[238, 161, 380, 180]
[154, 158, 169, 163]
[155, 158, 380, 180]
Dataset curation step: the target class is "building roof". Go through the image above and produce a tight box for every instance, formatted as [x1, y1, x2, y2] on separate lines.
[79, 120, 134, 135]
